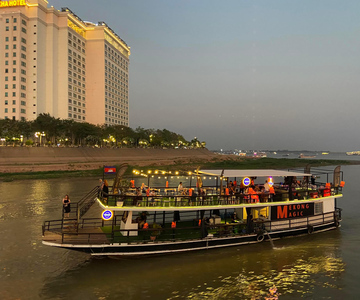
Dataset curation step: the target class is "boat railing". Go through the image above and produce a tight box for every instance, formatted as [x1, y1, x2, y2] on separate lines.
[43, 210, 339, 245]
[264, 211, 337, 232]
[97, 187, 343, 208]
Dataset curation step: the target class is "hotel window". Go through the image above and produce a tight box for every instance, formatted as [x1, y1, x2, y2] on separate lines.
[21, 101, 26, 106]
[5, 92, 8, 97]
[13, 44, 16, 49]
[21, 109, 26, 114]
[13, 84, 16, 89]
[13, 60, 16, 65]
[21, 38, 26, 44]
[5, 45, 9, 50]
[22, 27, 26, 33]
[13, 26, 17, 31]
[5, 84, 8, 89]
[12, 100, 16, 105]
[21, 46, 26, 51]
[6, 18, 9, 23]
[6, 26, 9, 31]
[5, 76, 8, 81]
[13, 37, 16, 41]
[13, 18, 17, 23]
[22, 20, 26, 26]
[12, 92, 16, 97]
[5, 100, 8, 105]
[5, 108, 8, 113]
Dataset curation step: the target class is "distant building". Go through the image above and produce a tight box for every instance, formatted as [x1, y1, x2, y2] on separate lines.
[0, 0, 130, 126]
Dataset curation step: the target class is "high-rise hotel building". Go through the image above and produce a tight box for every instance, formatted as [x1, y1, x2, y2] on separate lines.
[0, 0, 130, 126]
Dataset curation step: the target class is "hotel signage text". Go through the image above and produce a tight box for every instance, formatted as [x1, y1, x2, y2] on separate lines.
[271, 203, 314, 220]
[0, 0, 26, 7]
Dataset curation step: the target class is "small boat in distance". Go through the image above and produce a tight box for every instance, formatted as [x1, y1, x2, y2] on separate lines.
[299, 153, 316, 159]
[322, 152, 329, 155]
[346, 151, 360, 156]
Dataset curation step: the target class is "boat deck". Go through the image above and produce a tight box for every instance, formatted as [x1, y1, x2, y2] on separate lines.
[43, 227, 110, 245]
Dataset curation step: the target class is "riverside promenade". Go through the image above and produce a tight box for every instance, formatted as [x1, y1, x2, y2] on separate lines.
[0, 147, 217, 173]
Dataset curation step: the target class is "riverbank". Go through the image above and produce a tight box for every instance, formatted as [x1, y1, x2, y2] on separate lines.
[0, 147, 216, 173]
[0, 146, 357, 181]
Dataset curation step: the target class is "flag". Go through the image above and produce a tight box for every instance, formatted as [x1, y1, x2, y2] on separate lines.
[104, 166, 116, 174]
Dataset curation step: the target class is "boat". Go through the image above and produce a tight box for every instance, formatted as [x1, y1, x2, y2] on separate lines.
[322, 152, 329, 155]
[253, 151, 267, 158]
[346, 151, 360, 156]
[42, 166, 345, 256]
[299, 153, 316, 158]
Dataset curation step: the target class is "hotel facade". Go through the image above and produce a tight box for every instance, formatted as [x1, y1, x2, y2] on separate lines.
[0, 0, 130, 126]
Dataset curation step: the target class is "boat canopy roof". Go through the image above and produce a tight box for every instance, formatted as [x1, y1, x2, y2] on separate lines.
[198, 169, 311, 178]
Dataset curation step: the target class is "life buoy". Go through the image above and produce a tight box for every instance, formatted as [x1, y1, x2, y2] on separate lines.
[257, 233, 265, 242]
[307, 225, 314, 234]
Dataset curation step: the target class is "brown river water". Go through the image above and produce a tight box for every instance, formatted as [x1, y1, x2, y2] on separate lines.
[1, 165, 360, 299]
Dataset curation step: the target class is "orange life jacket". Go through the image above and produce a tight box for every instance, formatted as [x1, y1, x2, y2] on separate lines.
[171, 221, 176, 228]
[198, 219, 201, 226]
[225, 188, 230, 195]
[143, 222, 149, 229]
[248, 187, 259, 203]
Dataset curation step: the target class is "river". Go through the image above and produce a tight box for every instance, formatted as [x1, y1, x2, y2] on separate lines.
[1, 164, 360, 299]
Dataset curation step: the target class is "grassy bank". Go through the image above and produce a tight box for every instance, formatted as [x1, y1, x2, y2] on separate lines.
[0, 157, 356, 182]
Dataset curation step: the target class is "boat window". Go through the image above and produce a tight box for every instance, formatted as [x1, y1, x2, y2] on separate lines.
[314, 202, 323, 215]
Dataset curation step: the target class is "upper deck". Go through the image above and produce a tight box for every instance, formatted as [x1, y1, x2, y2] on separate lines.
[97, 168, 344, 212]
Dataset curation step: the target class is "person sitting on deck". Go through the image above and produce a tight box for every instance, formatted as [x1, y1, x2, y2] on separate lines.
[141, 183, 148, 194]
[178, 182, 187, 195]
[134, 187, 142, 206]
[264, 180, 270, 192]
[137, 212, 148, 228]
[248, 186, 259, 203]
[149, 189, 156, 206]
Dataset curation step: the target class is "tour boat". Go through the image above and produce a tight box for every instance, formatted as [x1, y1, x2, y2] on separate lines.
[42, 166, 344, 256]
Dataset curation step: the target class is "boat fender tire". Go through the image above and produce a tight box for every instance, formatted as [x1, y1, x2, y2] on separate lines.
[307, 225, 314, 234]
[257, 233, 265, 242]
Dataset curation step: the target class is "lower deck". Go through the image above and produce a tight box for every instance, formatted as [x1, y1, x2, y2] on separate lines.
[42, 207, 341, 248]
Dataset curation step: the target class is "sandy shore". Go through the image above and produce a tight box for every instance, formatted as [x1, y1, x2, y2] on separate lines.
[0, 147, 221, 173]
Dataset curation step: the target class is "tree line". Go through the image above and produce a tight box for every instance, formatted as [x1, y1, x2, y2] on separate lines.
[0, 114, 206, 148]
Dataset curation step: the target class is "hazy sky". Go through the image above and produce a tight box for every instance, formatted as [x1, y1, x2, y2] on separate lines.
[51, 0, 360, 151]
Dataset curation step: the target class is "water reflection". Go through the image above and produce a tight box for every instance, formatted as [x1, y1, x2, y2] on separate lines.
[40, 231, 344, 300]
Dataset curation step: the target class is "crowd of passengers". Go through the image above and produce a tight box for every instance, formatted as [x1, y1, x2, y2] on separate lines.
[99, 175, 320, 206]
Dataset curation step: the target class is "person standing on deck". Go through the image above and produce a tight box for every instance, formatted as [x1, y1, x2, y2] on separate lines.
[62, 195, 71, 218]
[178, 182, 184, 194]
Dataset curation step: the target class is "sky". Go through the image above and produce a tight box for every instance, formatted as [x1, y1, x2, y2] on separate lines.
[50, 0, 360, 151]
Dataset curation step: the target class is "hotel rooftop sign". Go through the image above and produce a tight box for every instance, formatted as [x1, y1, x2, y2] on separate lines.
[0, 0, 27, 7]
